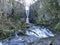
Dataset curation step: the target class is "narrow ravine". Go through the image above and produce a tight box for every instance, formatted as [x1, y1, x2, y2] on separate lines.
[0, 0, 55, 45]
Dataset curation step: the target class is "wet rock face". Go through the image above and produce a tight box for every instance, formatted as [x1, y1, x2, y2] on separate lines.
[13, 3, 26, 23]
[29, 0, 60, 33]
[2, 1, 26, 23]
[0, 1, 26, 39]
[29, 1, 52, 25]
[29, 1, 39, 23]
[3, 4, 12, 15]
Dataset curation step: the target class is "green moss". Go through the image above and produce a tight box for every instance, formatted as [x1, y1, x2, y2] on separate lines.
[0, 29, 10, 40]
[22, 23, 30, 30]
[55, 22, 60, 32]
[35, 20, 51, 26]
[35, 21, 43, 26]
[18, 30, 25, 35]
[9, 26, 15, 30]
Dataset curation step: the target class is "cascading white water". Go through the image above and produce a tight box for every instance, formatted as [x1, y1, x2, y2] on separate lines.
[25, 0, 37, 23]
[25, 8, 54, 38]
[25, 6, 30, 23]
[24, 0, 54, 38]
[26, 26, 54, 38]
[1, 0, 55, 45]
[23, 0, 55, 38]
[0, 42, 2, 45]
[15, 30, 19, 38]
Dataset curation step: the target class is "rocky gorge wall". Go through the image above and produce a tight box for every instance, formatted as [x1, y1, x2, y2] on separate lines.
[29, 0, 60, 33]
[0, 0, 60, 39]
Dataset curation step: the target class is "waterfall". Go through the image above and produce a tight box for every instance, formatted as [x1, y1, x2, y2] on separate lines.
[25, 6, 30, 23]
[0, 0, 55, 45]
[25, 10, 54, 38]
[25, 4, 54, 38]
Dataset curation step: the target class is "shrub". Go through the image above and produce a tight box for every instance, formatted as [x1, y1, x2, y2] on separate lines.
[22, 23, 30, 30]
[55, 22, 60, 32]
[0, 29, 10, 40]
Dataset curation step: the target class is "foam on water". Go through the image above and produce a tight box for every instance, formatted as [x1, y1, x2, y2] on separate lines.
[0, 0, 55, 45]
[0, 42, 2, 45]
[25, 6, 30, 24]
[26, 26, 54, 38]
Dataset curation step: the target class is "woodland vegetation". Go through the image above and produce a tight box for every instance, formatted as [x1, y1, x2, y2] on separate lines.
[0, 0, 60, 39]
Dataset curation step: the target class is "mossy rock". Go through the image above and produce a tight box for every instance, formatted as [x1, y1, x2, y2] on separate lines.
[18, 30, 25, 35]
[22, 23, 30, 30]
[35, 20, 51, 26]
[9, 26, 16, 30]
[35, 20, 44, 26]
[0, 30, 10, 40]
[55, 22, 60, 32]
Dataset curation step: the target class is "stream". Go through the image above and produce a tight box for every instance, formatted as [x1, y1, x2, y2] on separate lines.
[0, 0, 55, 45]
